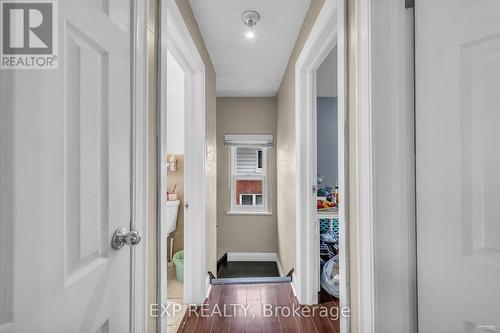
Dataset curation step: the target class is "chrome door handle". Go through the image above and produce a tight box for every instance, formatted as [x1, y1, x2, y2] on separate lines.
[111, 227, 142, 250]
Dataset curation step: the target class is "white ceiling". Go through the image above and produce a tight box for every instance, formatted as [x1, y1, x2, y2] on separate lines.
[188, 0, 311, 97]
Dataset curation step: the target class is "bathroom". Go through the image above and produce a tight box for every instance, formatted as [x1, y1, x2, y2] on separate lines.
[165, 49, 186, 330]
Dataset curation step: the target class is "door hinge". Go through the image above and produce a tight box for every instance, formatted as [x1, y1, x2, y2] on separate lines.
[405, 0, 415, 9]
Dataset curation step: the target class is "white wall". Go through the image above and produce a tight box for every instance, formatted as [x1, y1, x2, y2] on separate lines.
[317, 46, 338, 97]
[167, 50, 185, 154]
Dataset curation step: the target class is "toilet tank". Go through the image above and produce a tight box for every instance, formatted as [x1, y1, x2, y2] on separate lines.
[165, 200, 180, 236]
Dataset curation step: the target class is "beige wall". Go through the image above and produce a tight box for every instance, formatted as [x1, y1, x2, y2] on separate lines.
[216, 98, 279, 259]
[175, 0, 218, 274]
[275, 0, 325, 276]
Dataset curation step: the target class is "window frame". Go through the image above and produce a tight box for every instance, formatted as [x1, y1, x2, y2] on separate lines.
[256, 148, 263, 174]
[229, 146, 269, 214]
[238, 193, 264, 206]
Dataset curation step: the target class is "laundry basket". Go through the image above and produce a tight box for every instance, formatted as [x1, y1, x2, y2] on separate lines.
[173, 250, 184, 282]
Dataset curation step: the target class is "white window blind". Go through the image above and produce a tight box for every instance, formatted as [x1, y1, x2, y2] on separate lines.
[235, 147, 257, 174]
[224, 134, 273, 147]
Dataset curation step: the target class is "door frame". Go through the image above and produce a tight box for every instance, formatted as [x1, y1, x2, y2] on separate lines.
[354, 0, 417, 332]
[295, 1, 349, 330]
[297, 0, 417, 331]
[131, 0, 150, 331]
[157, 0, 207, 330]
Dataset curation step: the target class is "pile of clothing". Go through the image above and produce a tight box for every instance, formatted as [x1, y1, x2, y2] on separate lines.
[320, 232, 339, 268]
[320, 231, 340, 297]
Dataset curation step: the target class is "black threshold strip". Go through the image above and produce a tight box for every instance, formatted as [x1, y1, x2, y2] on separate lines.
[211, 276, 292, 285]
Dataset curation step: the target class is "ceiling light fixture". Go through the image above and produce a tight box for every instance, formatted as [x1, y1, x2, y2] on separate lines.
[241, 10, 260, 39]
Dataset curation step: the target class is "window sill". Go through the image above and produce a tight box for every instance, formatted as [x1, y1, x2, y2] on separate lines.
[226, 210, 272, 216]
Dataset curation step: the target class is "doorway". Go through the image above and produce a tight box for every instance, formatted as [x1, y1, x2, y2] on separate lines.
[295, 1, 349, 332]
[315, 46, 340, 305]
[164, 49, 187, 329]
[157, 1, 207, 331]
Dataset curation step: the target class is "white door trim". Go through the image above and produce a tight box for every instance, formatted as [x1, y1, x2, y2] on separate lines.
[355, 1, 375, 331]
[131, 0, 149, 332]
[159, 1, 207, 330]
[355, 1, 417, 332]
[295, 3, 349, 333]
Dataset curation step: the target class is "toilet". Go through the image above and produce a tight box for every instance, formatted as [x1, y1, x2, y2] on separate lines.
[165, 200, 180, 235]
[166, 200, 182, 282]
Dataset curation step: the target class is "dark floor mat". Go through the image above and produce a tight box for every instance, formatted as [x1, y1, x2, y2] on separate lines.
[217, 261, 280, 278]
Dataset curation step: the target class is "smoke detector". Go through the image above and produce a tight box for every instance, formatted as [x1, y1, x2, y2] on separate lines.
[241, 10, 260, 39]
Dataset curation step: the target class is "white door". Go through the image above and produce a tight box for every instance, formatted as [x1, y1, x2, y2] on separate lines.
[416, 0, 500, 332]
[0, 0, 135, 332]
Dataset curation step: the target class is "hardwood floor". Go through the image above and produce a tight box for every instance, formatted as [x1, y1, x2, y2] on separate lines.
[318, 288, 338, 305]
[178, 283, 340, 333]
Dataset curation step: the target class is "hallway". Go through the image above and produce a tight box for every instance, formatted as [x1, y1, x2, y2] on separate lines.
[4, 0, 499, 331]
[178, 283, 340, 333]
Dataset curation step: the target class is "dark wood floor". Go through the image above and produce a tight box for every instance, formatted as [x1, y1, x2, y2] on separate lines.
[318, 288, 338, 305]
[178, 283, 340, 333]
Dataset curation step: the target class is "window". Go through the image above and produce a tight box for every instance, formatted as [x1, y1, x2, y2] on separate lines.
[256, 149, 263, 173]
[230, 146, 269, 213]
[239, 194, 262, 206]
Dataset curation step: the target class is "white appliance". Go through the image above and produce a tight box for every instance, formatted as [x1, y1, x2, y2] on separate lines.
[165, 200, 180, 235]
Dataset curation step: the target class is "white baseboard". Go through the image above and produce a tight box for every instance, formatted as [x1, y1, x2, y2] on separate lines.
[226, 252, 285, 277]
[205, 274, 211, 299]
[290, 272, 298, 298]
[227, 252, 276, 262]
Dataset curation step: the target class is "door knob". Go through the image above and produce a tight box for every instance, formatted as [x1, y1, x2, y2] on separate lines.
[111, 227, 142, 250]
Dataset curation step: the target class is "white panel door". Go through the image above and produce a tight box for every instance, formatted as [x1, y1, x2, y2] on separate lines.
[416, 1, 500, 332]
[0, 0, 133, 332]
